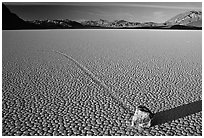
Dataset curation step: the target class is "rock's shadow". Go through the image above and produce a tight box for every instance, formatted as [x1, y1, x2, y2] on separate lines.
[151, 100, 202, 126]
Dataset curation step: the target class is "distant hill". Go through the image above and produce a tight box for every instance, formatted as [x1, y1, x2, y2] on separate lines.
[80, 19, 163, 28]
[2, 4, 202, 30]
[29, 19, 84, 29]
[165, 10, 202, 27]
[81, 19, 111, 27]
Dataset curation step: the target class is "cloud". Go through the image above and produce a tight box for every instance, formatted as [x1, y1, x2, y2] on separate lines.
[124, 3, 201, 10]
[4, 2, 202, 10]
[152, 11, 167, 22]
[153, 11, 165, 17]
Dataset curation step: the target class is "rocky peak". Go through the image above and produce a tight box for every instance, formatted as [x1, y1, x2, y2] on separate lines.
[165, 10, 202, 27]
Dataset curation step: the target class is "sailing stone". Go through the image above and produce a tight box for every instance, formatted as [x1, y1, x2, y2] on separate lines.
[131, 105, 154, 129]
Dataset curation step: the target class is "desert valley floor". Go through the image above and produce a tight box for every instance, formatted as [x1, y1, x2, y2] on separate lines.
[2, 30, 202, 136]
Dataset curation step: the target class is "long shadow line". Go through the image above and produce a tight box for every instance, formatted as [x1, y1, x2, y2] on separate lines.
[54, 50, 135, 114]
[151, 100, 202, 126]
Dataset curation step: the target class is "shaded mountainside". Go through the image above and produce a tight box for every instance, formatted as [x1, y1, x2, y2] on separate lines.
[2, 4, 40, 30]
[2, 3, 83, 29]
[2, 4, 202, 30]
[187, 20, 202, 27]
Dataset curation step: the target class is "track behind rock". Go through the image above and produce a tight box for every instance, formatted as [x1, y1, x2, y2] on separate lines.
[54, 50, 135, 115]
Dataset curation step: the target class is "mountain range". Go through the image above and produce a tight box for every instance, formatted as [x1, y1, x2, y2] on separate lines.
[2, 4, 202, 30]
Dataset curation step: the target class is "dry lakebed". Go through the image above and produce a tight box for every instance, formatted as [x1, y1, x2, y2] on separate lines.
[2, 29, 202, 136]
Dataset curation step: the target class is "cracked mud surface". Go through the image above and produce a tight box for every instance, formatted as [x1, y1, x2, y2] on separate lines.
[2, 30, 202, 136]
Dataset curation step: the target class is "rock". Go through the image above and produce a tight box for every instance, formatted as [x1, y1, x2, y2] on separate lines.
[131, 105, 154, 129]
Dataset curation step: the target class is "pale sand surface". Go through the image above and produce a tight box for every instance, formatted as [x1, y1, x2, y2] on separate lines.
[2, 30, 202, 136]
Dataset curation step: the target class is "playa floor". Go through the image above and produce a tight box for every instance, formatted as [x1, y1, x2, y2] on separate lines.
[2, 30, 202, 136]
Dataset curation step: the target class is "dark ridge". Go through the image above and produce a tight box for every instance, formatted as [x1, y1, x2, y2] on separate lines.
[76, 25, 202, 30]
[169, 25, 202, 30]
[151, 100, 202, 126]
[2, 3, 40, 30]
[2, 4, 83, 30]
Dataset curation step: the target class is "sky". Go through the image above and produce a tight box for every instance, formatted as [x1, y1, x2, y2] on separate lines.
[4, 2, 202, 23]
